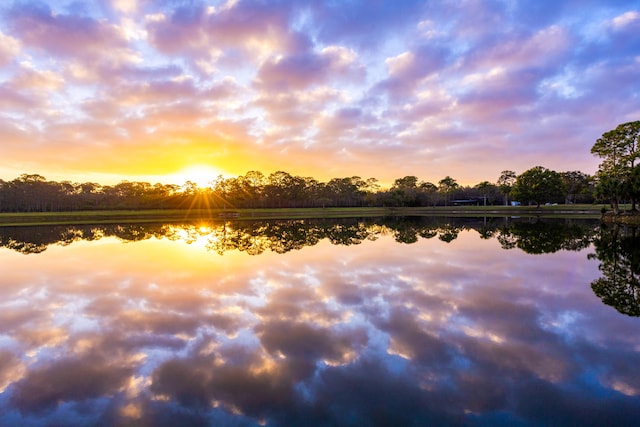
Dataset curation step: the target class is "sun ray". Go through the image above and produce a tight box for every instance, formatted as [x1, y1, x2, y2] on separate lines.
[168, 165, 222, 188]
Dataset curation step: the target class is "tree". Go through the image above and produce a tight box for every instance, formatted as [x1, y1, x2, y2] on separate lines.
[265, 171, 294, 207]
[511, 166, 564, 208]
[391, 176, 419, 206]
[363, 178, 380, 206]
[240, 171, 266, 207]
[594, 174, 624, 214]
[419, 181, 438, 206]
[475, 181, 496, 206]
[497, 170, 516, 206]
[438, 176, 459, 206]
[629, 165, 640, 210]
[325, 176, 366, 207]
[591, 121, 640, 211]
[560, 171, 591, 204]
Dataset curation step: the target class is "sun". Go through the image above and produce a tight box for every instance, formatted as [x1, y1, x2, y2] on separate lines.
[170, 165, 222, 188]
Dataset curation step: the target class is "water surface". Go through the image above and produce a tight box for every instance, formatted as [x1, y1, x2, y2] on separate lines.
[0, 218, 638, 426]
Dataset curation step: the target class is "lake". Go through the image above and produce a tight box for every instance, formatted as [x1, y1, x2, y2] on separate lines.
[0, 217, 639, 426]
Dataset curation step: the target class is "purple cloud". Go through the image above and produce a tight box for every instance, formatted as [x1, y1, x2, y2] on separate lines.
[7, 1, 131, 60]
[1, 0, 639, 185]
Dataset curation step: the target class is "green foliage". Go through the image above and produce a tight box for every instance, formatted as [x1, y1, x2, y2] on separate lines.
[438, 176, 459, 206]
[511, 166, 564, 207]
[591, 121, 640, 211]
[629, 165, 640, 206]
[497, 170, 516, 206]
[560, 171, 593, 204]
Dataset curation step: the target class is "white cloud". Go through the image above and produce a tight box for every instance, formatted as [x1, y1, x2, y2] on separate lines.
[112, 0, 138, 15]
[0, 31, 20, 66]
[385, 51, 414, 77]
[611, 11, 639, 29]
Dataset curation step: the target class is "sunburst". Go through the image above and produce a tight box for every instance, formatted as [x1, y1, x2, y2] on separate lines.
[169, 165, 221, 188]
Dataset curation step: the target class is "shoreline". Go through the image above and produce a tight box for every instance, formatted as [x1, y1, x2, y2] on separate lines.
[601, 211, 640, 225]
[0, 205, 611, 226]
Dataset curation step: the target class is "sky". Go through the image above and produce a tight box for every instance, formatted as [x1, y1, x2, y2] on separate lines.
[1, 0, 639, 187]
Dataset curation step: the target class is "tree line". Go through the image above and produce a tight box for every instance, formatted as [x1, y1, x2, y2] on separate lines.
[3, 120, 638, 213]
[0, 167, 596, 212]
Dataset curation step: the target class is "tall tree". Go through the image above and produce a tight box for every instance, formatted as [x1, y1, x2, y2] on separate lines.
[511, 166, 564, 208]
[560, 171, 591, 204]
[391, 176, 419, 206]
[419, 181, 438, 206]
[497, 170, 517, 206]
[591, 121, 640, 212]
[438, 176, 459, 207]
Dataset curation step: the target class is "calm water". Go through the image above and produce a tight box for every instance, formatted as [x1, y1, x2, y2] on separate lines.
[0, 217, 638, 426]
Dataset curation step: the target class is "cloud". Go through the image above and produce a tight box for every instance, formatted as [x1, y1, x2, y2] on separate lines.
[377, 44, 449, 98]
[7, 1, 135, 64]
[0, 30, 20, 66]
[1, 0, 640, 186]
[0, 351, 25, 394]
[0, 84, 40, 110]
[9, 354, 135, 413]
[255, 45, 362, 92]
[10, 65, 65, 92]
[610, 10, 640, 29]
[145, 0, 306, 63]
[257, 320, 365, 364]
[112, 0, 138, 15]
[145, 5, 208, 55]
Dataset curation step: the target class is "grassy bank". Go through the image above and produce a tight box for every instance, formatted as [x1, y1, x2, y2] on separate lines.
[0, 205, 611, 226]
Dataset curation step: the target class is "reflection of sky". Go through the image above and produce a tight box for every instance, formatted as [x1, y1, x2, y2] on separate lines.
[1, 229, 639, 426]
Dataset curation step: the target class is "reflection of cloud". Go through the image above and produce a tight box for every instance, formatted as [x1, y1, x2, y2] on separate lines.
[257, 320, 366, 365]
[9, 354, 135, 413]
[1, 224, 640, 424]
[377, 307, 451, 366]
[0, 351, 25, 393]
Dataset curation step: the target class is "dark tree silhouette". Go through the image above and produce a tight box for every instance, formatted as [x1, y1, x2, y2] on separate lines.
[589, 225, 640, 316]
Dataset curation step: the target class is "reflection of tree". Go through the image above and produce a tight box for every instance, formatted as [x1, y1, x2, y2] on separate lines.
[496, 220, 596, 254]
[326, 222, 373, 245]
[0, 226, 83, 254]
[205, 220, 375, 255]
[0, 217, 599, 256]
[0, 224, 167, 254]
[387, 217, 465, 244]
[4, 239, 49, 254]
[589, 225, 640, 316]
[438, 224, 460, 243]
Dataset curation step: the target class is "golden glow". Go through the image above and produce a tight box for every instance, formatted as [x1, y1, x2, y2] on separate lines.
[168, 165, 222, 188]
[120, 403, 142, 419]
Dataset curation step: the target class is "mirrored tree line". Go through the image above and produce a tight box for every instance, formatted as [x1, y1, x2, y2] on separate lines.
[6, 217, 637, 315]
[0, 217, 599, 256]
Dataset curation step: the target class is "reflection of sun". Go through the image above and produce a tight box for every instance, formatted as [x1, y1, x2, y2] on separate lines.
[166, 224, 215, 248]
[170, 165, 221, 188]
